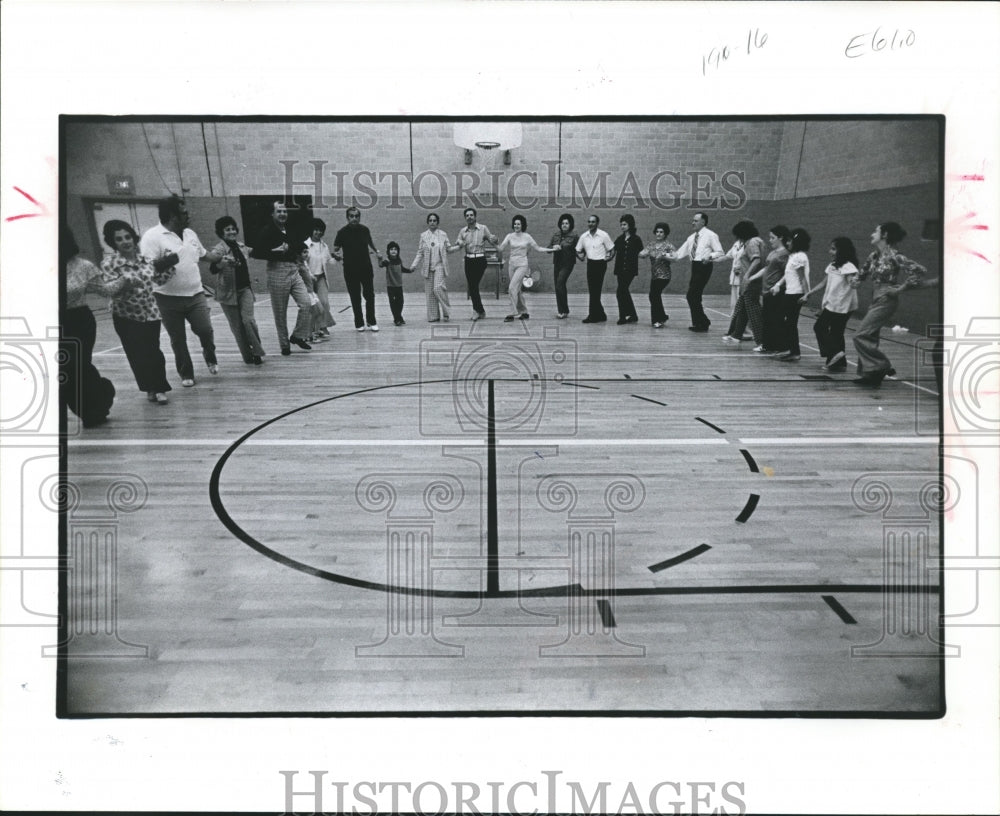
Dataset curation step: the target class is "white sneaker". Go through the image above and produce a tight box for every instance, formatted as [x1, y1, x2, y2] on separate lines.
[356, 325, 366, 332]
[181, 378, 195, 387]
[721, 335, 741, 345]
[155, 392, 169, 404]
[368, 324, 379, 332]
[653, 322, 663, 329]
[208, 364, 219, 375]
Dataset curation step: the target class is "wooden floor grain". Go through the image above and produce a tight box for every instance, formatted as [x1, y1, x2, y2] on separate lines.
[62, 291, 944, 714]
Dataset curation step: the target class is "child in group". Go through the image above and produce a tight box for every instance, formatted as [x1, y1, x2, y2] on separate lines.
[379, 241, 412, 326]
[304, 218, 336, 341]
[801, 236, 860, 372]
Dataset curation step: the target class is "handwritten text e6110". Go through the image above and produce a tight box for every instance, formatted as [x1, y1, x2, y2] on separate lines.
[845, 27, 916, 59]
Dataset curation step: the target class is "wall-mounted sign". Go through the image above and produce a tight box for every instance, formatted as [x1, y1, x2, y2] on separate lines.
[107, 174, 135, 196]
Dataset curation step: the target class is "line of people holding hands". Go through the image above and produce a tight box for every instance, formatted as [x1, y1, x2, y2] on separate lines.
[62, 196, 936, 426]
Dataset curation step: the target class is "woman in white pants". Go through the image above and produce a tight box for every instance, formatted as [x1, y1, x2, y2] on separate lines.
[410, 212, 452, 322]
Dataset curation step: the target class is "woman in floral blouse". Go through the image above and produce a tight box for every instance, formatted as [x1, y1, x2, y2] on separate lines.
[638, 222, 676, 328]
[100, 220, 173, 404]
[852, 222, 936, 387]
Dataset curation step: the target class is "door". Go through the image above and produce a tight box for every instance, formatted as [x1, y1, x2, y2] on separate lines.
[88, 200, 161, 257]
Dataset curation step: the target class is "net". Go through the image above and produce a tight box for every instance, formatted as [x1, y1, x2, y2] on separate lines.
[473, 141, 502, 177]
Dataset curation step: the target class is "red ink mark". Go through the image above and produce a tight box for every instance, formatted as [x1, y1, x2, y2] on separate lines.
[963, 250, 992, 264]
[959, 174, 985, 181]
[5, 186, 49, 222]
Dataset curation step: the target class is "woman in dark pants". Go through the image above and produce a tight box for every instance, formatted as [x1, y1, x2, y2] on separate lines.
[638, 222, 676, 328]
[612, 214, 643, 324]
[768, 228, 812, 362]
[62, 226, 123, 427]
[548, 213, 578, 319]
[757, 225, 791, 354]
[801, 236, 860, 371]
[100, 220, 174, 403]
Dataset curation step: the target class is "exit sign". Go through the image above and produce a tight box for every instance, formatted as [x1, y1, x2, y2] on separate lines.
[107, 174, 135, 195]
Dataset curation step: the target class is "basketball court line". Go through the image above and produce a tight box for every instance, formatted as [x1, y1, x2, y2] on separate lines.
[67, 436, 933, 447]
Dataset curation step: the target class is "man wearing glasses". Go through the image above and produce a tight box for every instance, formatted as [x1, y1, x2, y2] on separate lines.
[575, 215, 615, 323]
[669, 211, 724, 332]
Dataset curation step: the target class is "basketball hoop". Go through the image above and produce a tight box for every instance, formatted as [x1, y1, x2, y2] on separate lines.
[473, 140, 502, 177]
[454, 122, 521, 181]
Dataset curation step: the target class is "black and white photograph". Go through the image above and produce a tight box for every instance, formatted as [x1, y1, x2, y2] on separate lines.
[1, 2, 998, 815]
[57, 115, 946, 717]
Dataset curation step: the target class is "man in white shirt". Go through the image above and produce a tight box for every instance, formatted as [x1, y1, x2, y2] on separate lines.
[139, 195, 224, 386]
[574, 214, 616, 323]
[670, 211, 725, 332]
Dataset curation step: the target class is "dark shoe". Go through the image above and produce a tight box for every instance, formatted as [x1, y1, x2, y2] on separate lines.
[688, 326, 709, 333]
[290, 336, 312, 350]
[504, 314, 516, 322]
[252, 356, 263, 365]
[582, 316, 607, 324]
[853, 372, 885, 387]
[826, 362, 847, 372]
[518, 313, 529, 320]
[625, 315, 638, 323]
[616, 318, 628, 325]
[281, 348, 291, 356]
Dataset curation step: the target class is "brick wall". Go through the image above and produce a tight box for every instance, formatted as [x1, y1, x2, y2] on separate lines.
[64, 119, 942, 328]
[774, 119, 941, 199]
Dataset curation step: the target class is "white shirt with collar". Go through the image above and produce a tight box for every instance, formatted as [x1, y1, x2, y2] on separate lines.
[673, 226, 724, 263]
[575, 228, 614, 260]
[139, 224, 208, 297]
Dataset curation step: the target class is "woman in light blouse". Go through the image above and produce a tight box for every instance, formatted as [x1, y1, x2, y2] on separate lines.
[410, 212, 452, 322]
[497, 214, 557, 322]
[638, 222, 676, 328]
[100, 220, 173, 403]
[768, 228, 812, 362]
[800, 236, 860, 372]
[62, 225, 124, 427]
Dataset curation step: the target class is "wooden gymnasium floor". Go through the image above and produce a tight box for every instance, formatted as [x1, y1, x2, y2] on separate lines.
[61, 287, 944, 716]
